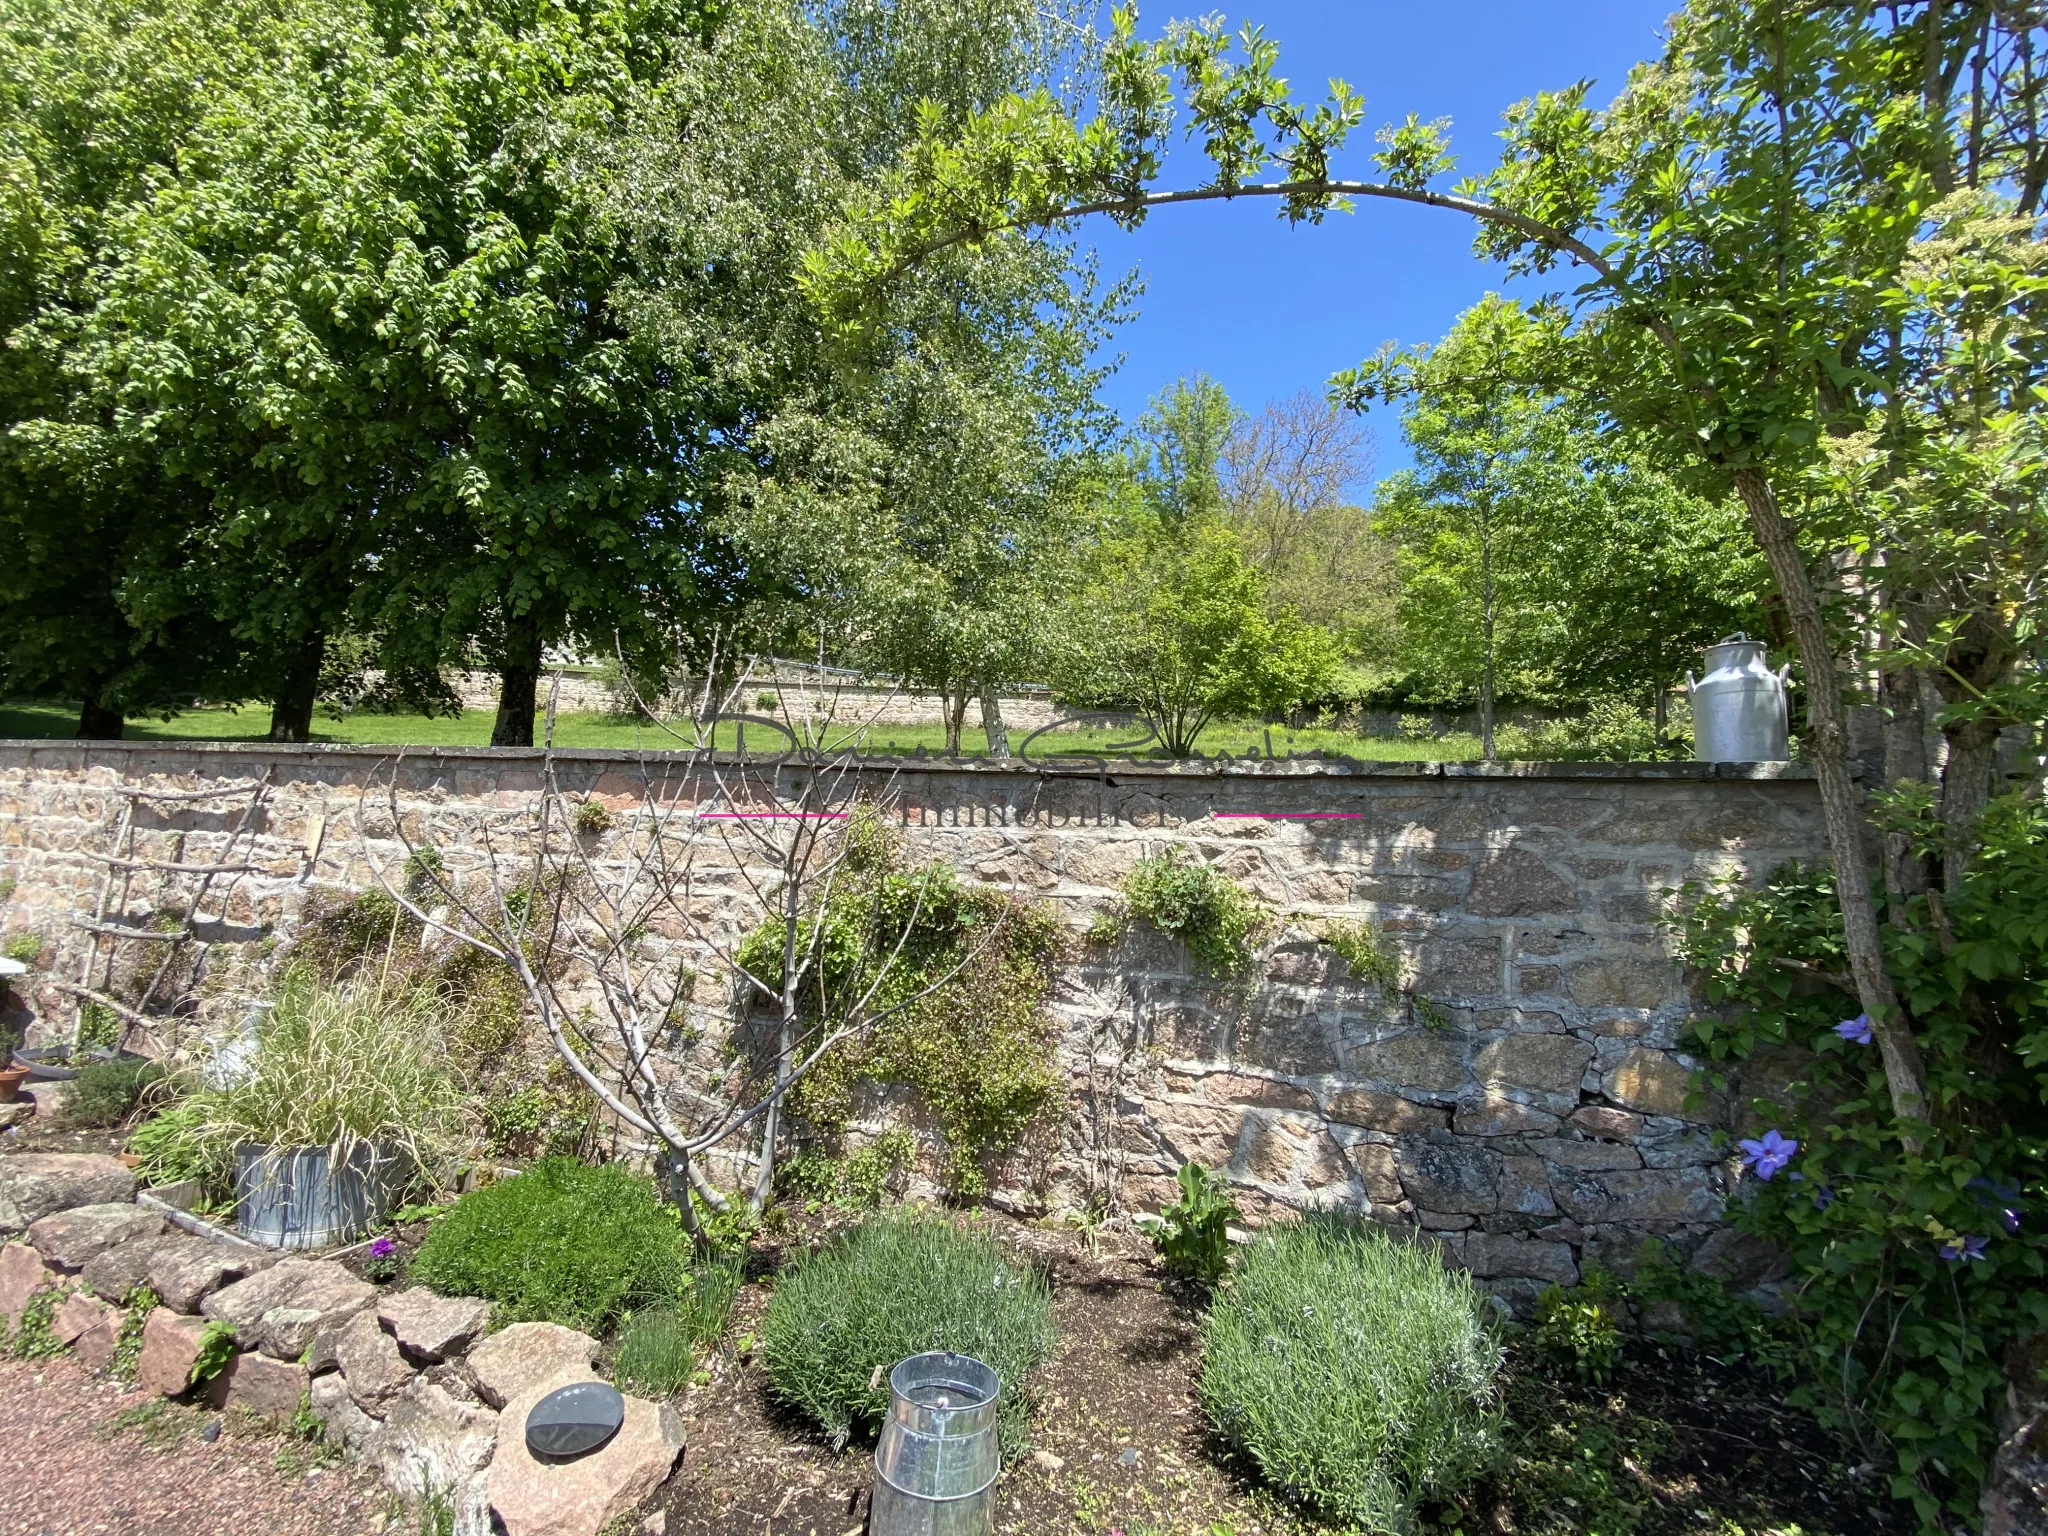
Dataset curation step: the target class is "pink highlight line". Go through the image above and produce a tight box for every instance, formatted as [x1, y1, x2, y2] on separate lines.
[702, 811, 848, 820]
[1214, 812, 1361, 820]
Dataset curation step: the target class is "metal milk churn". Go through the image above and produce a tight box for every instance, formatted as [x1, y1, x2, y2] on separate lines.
[870, 1352, 1000, 1536]
[1687, 633, 1790, 763]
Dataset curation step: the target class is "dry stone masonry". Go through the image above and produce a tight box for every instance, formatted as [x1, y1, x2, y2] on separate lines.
[0, 741, 1831, 1300]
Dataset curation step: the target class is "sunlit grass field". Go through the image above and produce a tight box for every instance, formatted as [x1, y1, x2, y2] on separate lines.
[0, 701, 1486, 762]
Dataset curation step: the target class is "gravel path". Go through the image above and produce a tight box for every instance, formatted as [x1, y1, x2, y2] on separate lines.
[0, 1354, 397, 1536]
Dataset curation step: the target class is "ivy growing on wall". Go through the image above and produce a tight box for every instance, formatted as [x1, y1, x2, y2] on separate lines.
[1092, 851, 1269, 976]
[738, 833, 1064, 1199]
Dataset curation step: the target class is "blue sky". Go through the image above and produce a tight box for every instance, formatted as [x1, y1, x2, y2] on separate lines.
[1081, 1, 1677, 482]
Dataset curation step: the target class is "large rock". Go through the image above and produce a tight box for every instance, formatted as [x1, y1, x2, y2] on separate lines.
[211, 1350, 311, 1424]
[369, 1378, 501, 1519]
[1603, 1048, 1696, 1118]
[380, 1288, 491, 1363]
[309, 1371, 380, 1457]
[202, 1257, 377, 1358]
[136, 1307, 211, 1397]
[1393, 1131, 1501, 1216]
[467, 1322, 600, 1410]
[0, 1239, 55, 1328]
[50, 1288, 115, 1347]
[73, 1303, 124, 1373]
[28, 1203, 165, 1271]
[148, 1235, 273, 1314]
[0, 1154, 136, 1235]
[82, 1233, 180, 1302]
[488, 1381, 686, 1536]
[336, 1307, 417, 1414]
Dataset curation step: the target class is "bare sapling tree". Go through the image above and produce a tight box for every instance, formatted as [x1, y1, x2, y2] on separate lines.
[353, 667, 1012, 1239]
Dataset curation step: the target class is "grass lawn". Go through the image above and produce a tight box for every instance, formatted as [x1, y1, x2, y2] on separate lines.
[0, 701, 1485, 762]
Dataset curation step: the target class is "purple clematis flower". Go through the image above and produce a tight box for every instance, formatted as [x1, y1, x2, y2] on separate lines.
[1939, 1235, 1990, 1263]
[1813, 1185, 1836, 1211]
[369, 1236, 397, 1259]
[1834, 1013, 1874, 1045]
[1738, 1128, 1799, 1181]
[1967, 1177, 2024, 1235]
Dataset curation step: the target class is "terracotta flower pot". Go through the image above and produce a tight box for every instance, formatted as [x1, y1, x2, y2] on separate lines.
[0, 1064, 29, 1102]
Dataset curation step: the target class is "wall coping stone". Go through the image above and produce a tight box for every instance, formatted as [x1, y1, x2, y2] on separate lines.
[0, 738, 1820, 784]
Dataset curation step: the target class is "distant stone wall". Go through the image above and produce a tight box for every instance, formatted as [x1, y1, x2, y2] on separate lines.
[0, 741, 1827, 1307]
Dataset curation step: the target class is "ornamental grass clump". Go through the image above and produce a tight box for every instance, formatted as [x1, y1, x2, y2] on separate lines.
[1201, 1215, 1502, 1531]
[761, 1214, 1053, 1455]
[183, 969, 466, 1189]
[409, 1158, 691, 1334]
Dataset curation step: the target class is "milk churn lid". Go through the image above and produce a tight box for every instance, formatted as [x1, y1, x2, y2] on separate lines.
[526, 1381, 625, 1459]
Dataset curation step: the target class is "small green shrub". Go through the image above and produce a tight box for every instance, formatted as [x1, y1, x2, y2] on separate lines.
[76, 1001, 123, 1052]
[777, 1131, 914, 1211]
[614, 1254, 742, 1397]
[1532, 1286, 1624, 1384]
[125, 1101, 210, 1187]
[8, 1285, 67, 1359]
[1320, 920, 1403, 991]
[2, 931, 42, 963]
[1138, 1161, 1238, 1285]
[110, 1287, 158, 1379]
[1201, 1215, 1502, 1529]
[1109, 852, 1267, 975]
[66, 1057, 166, 1129]
[190, 1319, 236, 1384]
[409, 1158, 690, 1334]
[573, 799, 615, 836]
[762, 1214, 1054, 1455]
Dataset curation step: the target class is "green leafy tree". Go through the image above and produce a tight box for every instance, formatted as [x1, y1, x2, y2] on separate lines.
[1059, 517, 1337, 756]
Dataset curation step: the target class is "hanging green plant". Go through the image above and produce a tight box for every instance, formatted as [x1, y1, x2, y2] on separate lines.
[1093, 851, 1269, 976]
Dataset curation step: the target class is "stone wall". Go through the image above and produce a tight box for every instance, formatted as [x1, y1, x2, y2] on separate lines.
[0, 741, 1827, 1306]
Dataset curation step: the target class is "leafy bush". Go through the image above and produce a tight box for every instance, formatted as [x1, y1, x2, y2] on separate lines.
[125, 1102, 209, 1187]
[2, 931, 42, 963]
[182, 970, 465, 1189]
[614, 1254, 742, 1397]
[1532, 1286, 1624, 1384]
[1103, 851, 1267, 975]
[409, 1158, 690, 1334]
[1201, 1215, 1501, 1529]
[748, 841, 1065, 1197]
[777, 1130, 914, 1211]
[1138, 1161, 1238, 1285]
[65, 1057, 166, 1129]
[1495, 697, 1686, 762]
[762, 1214, 1054, 1455]
[1673, 791, 2048, 1527]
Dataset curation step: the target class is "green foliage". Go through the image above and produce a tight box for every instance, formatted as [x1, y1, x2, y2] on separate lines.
[8, 1285, 66, 1359]
[480, 1081, 588, 1160]
[1104, 852, 1266, 976]
[181, 969, 465, 1189]
[1498, 1373, 1671, 1536]
[3, 932, 42, 963]
[65, 1056, 166, 1129]
[1138, 1161, 1238, 1286]
[761, 1214, 1054, 1455]
[573, 800, 616, 837]
[76, 1001, 122, 1052]
[613, 1254, 741, 1398]
[749, 841, 1064, 1198]
[1057, 517, 1339, 757]
[409, 1159, 690, 1334]
[778, 1130, 914, 1212]
[1674, 793, 2048, 1525]
[1496, 698, 1688, 763]
[190, 1319, 237, 1384]
[110, 1287, 158, 1380]
[1532, 1284, 1624, 1385]
[1320, 921, 1402, 992]
[1199, 1215, 1501, 1529]
[124, 1101, 210, 1188]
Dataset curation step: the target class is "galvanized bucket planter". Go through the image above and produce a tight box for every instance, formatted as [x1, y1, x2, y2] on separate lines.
[234, 1141, 410, 1250]
[870, 1352, 1001, 1536]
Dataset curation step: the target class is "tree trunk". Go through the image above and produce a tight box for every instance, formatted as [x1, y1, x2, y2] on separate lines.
[1878, 648, 1933, 899]
[492, 617, 542, 748]
[1730, 467, 1928, 1127]
[979, 683, 1010, 758]
[1478, 489, 1496, 761]
[1940, 714, 2004, 893]
[943, 686, 968, 756]
[75, 691, 124, 740]
[267, 630, 324, 742]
